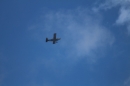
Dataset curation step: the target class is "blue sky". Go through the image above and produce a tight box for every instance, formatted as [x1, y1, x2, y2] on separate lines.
[0, 0, 130, 86]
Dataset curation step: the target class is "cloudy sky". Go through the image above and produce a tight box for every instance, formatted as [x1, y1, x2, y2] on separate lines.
[0, 0, 130, 86]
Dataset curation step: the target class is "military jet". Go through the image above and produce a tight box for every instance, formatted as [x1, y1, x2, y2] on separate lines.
[46, 33, 61, 44]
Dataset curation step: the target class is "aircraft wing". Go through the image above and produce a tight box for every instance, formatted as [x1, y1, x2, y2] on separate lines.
[53, 41, 55, 44]
[53, 33, 56, 39]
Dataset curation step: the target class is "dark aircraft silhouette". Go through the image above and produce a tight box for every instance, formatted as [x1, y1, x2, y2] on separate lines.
[46, 33, 61, 44]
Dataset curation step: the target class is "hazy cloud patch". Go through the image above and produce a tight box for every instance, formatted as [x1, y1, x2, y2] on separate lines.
[124, 76, 130, 86]
[29, 8, 114, 70]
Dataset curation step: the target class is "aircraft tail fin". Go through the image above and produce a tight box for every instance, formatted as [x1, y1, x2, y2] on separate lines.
[46, 38, 48, 42]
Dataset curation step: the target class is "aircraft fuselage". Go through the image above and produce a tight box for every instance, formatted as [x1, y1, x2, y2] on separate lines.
[46, 33, 60, 44]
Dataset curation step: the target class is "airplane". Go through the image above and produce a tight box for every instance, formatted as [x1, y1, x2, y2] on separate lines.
[46, 33, 61, 44]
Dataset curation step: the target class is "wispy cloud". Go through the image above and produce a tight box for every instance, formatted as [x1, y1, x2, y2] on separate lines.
[124, 76, 130, 86]
[95, 0, 130, 35]
[27, 7, 117, 86]
[95, 0, 130, 10]
[116, 7, 130, 34]
[29, 6, 130, 86]
[29, 8, 114, 70]
[116, 7, 130, 24]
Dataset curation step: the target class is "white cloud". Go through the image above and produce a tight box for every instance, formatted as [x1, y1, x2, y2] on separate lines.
[116, 7, 130, 24]
[97, 0, 130, 10]
[116, 7, 130, 34]
[95, 0, 130, 35]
